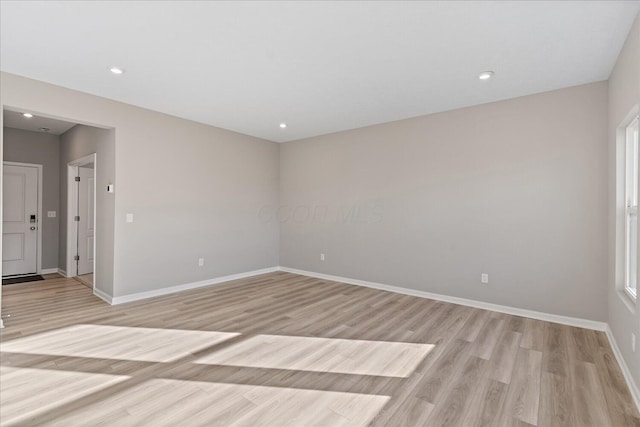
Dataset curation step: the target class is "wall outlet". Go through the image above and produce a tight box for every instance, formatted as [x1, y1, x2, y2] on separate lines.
[126, 213, 134, 223]
[481, 273, 489, 284]
[198, 258, 205, 267]
[47, 211, 56, 218]
[633, 333, 636, 353]
[320, 253, 325, 261]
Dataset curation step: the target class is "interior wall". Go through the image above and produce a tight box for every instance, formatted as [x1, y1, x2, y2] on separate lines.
[280, 81, 609, 322]
[0, 71, 280, 300]
[59, 124, 114, 296]
[608, 12, 640, 395]
[3, 127, 60, 270]
[112, 111, 279, 297]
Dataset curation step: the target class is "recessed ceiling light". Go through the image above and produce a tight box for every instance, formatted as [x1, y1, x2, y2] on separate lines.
[109, 67, 125, 75]
[279, 123, 287, 129]
[22, 113, 33, 118]
[39, 127, 50, 133]
[478, 71, 494, 81]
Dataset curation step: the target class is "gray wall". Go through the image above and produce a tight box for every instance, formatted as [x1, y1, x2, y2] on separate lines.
[112, 113, 279, 296]
[280, 81, 609, 321]
[0, 72, 280, 300]
[608, 13, 640, 394]
[3, 127, 60, 270]
[59, 124, 115, 296]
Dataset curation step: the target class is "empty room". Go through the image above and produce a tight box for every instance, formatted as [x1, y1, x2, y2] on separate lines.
[0, 1, 639, 426]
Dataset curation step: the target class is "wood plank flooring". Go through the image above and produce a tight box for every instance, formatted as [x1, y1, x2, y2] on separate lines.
[75, 273, 93, 289]
[0, 272, 638, 426]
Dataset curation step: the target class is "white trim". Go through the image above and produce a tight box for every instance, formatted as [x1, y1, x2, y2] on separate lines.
[66, 164, 78, 277]
[13, 261, 637, 410]
[3, 161, 43, 276]
[623, 114, 639, 301]
[624, 286, 637, 302]
[58, 268, 67, 277]
[605, 325, 640, 412]
[66, 154, 97, 285]
[93, 287, 112, 304]
[277, 267, 608, 331]
[110, 267, 279, 305]
[40, 268, 58, 274]
[616, 106, 640, 308]
[617, 289, 637, 314]
[0, 319, 4, 329]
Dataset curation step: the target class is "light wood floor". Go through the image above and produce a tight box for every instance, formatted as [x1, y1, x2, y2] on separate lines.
[75, 273, 93, 289]
[0, 272, 638, 426]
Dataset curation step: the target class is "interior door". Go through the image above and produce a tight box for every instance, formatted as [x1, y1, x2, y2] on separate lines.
[2, 163, 39, 276]
[77, 166, 94, 276]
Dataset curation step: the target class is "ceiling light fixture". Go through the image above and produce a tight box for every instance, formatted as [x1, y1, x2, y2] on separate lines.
[22, 113, 33, 118]
[39, 127, 50, 133]
[478, 71, 494, 81]
[109, 67, 125, 75]
[279, 123, 287, 129]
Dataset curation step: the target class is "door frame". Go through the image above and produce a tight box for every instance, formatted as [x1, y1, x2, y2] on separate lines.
[2, 161, 43, 276]
[66, 153, 97, 284]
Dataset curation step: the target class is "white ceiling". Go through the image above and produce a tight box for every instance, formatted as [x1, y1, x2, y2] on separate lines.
[3, 109, 77, 136]
[1, 1, 638, 143]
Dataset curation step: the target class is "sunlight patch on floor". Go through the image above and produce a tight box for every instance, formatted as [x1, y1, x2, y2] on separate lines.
[50, 377, 390, 427]
[0, 324, 239, 362]
[195, 334, 434, 377]
[0, 328, 426, 425]
[0, 366, 129, 426]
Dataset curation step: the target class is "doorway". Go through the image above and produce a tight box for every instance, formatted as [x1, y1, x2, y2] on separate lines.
[2, 162, 43, 277]
[1, 107, 114, 329]
[66, 154, 96, 288]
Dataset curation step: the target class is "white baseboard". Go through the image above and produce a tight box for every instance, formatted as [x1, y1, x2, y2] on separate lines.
[58, 268, 67, 277]
[110, 267, 279, 305]
[277, 266, 608, 331]
[4, 263, 637, 410]
[93, 287, 112, 304]
[605, 325, 640, 411]
[278, 267, 640, 410]
[40, 268, 59, 275]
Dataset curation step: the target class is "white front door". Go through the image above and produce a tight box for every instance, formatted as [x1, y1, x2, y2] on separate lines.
[2, 164, 39, 276]
[77, 166, 94, 276]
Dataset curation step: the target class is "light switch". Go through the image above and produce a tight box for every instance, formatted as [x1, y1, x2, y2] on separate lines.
[126, 213, 134, 223]
[47, 211, 56, 218]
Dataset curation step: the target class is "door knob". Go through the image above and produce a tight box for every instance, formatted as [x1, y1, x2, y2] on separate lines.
[30, 226, 37, 230]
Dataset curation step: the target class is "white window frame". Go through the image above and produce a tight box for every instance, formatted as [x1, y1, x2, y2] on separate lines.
[624, 115, 639, 300]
